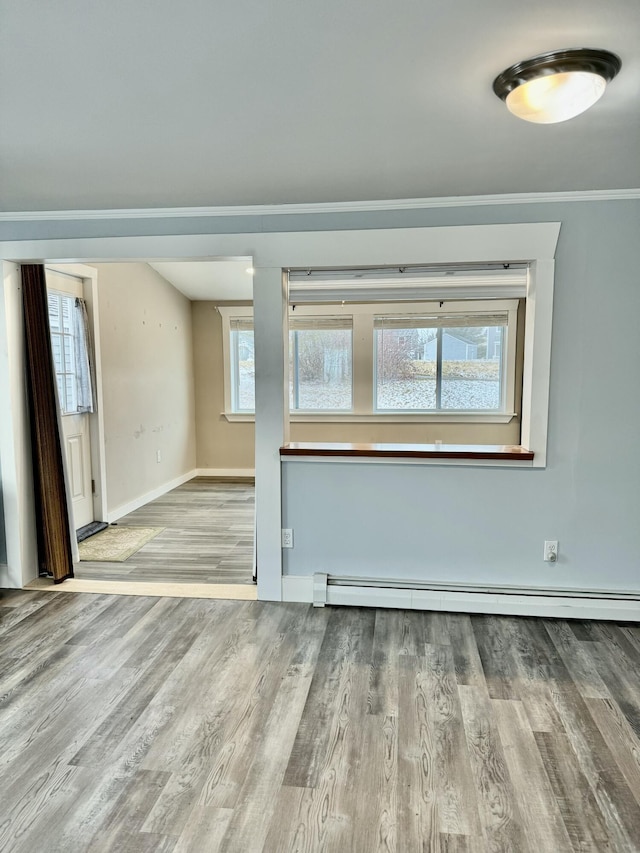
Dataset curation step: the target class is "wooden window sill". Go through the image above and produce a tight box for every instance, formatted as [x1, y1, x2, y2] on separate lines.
[280, 442, 534, 461]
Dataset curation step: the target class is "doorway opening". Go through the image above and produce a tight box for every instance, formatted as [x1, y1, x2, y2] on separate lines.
[42, 259, 256, 591]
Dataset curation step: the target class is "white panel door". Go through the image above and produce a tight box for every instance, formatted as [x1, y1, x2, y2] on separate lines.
[46, 270, 94, 531]
[62, 417, 93, 528]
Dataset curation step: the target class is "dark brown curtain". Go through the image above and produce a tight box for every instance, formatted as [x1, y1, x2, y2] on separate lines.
[22, 264, 74, 583]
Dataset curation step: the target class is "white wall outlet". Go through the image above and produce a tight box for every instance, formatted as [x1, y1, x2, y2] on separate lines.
[281, 528, 294, 549]
[156, 450, 162, 463]
[544, 540, 558, 562]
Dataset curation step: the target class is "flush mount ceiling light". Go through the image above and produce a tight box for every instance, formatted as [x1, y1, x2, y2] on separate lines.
[493, 48, 621, 124]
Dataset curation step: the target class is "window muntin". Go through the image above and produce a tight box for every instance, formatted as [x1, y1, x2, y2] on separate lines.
[375, 312, 508, 412]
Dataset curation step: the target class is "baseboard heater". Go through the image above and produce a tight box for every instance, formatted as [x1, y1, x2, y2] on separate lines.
[325, 575, 640, 600]
[298, 574, 640, 619]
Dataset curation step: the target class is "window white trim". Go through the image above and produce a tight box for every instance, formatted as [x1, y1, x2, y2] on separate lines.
[224, 412, 516, 424]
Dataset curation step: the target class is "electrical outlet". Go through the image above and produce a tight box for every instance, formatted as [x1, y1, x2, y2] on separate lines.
[156, 450, 162, 463]
[544, 540, 558, 562]
[281, 528, 294, 549]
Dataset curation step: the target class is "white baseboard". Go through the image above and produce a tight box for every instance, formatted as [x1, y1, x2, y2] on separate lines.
[107, 469, 197, 522]
[282, 575, 315, 603]
[281, 575, 640, 621]
[196, 468, 255, 479]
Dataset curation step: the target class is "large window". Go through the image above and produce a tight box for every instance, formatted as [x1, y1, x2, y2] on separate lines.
[220, 300, 518, 422]
[289, 317, 352, 411]
[375, 310, 508, 412]
[229, 318, 255, 412]
[228, 315, 353, 413]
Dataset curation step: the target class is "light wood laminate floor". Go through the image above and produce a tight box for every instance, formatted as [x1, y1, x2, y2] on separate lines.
[2, 590, 640, 851]
[76, 477, 254, 585]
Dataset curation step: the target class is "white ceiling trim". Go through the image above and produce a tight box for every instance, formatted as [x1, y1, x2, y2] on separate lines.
[1, 189, 639, 222]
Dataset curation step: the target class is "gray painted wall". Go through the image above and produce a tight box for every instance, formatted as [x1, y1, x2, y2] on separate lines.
[276, 200, 640, 592]
[2, 198, 639, 592]
[1, 197, 638, 243]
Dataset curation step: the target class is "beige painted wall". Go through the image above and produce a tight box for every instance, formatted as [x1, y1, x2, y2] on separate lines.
[193, 302, 255, 469]
[192, 301, 524, 471]
[93, 263, 196, 514]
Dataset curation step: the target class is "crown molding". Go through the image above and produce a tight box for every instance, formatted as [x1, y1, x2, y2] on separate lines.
[1, 188, 639, 222]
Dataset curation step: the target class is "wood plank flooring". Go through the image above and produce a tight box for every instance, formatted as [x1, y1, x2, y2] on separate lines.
[76, 477, 254, 585]
[1, 590, 640, 852]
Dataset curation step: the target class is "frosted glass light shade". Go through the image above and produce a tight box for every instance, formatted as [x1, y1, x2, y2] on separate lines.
[493, 49, 621, 125]
[506, 71, 606, 123]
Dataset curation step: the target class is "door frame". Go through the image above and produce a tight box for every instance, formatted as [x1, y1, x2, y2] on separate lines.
[0, 261, 109, 588]
[45, 263, 108, 527]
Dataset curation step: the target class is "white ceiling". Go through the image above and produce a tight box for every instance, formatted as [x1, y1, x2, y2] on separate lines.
[1, 0, 639, 212]
[149, 261, 253, 301]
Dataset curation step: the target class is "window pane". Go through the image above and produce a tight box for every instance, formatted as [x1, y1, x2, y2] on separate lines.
[441, 326, 503, 410]
[231, 329, 255, 411]
[375, 326, 436, 410]
[55, 374, 66, 410]
[61, 295, 74, 333]
[48, 294, 61, 332]
[63, 335, 75, 373]
[289, 328, 352, 410]
[51, 333, 63, 373]
[65, 375, 77, 413]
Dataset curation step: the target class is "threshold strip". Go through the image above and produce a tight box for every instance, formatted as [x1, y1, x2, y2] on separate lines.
[26, 577, 257, 601]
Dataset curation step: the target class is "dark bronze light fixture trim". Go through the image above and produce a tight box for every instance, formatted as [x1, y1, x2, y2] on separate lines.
[493, 48, 622, 101]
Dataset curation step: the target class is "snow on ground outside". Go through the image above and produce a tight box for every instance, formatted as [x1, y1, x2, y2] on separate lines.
[238, 372, 500, 411]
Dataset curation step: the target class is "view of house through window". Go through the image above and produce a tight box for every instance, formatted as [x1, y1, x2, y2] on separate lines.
[375, 313, 506, 412]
